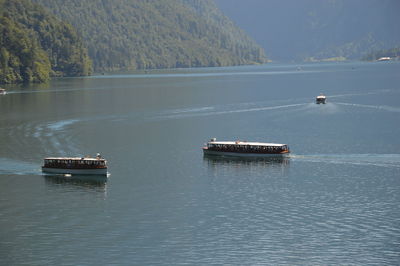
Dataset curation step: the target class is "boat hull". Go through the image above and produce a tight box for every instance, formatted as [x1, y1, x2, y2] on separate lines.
[316, 96, 326, 104]
[42, 167, 108, 175]
[203, 149, 289, 158]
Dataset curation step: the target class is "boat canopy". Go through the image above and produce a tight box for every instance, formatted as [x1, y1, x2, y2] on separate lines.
[44, 157, 105, 161]
[207, 140, 286, 147]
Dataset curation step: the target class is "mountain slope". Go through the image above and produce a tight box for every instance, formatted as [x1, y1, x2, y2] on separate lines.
[215, 0, 400, 61]
[33, 0, 266, 71]
[0, 0, 91, 84]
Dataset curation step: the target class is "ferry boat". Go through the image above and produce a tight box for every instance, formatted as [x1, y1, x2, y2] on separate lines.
[42, 154, 108, 175]
[0, 88, 6, 95]
[316, 94, 326, 104]
[203, 138, 290, 157]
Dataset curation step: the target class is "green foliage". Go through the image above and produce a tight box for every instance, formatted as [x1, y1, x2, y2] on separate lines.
[34, 0, 266, 71]
[0, 16, 50, 83]
[361, 47, 400, 61]
[0, 0, 91, 84]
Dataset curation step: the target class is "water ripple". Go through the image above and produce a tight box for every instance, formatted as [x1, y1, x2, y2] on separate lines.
[291, 153, 400, 168]
[0, 158, 40, 175]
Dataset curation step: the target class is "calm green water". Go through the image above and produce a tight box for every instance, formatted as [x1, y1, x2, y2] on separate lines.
[1, 62, 400, 265]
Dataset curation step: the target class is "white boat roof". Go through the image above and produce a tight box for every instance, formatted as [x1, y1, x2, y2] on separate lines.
[44, 157, 106, 161]
[208, 141, 286, 147]
[316, 95, 326, 99]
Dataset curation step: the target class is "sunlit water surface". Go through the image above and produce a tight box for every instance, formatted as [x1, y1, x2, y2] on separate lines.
[1, 62, 399, 265]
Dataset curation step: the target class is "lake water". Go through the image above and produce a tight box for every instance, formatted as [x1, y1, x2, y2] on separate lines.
[1, 62, 399, 265]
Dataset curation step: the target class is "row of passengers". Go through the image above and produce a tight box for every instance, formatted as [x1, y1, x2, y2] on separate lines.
[210, 145, 285, 151]
[45, 160, 106, 166]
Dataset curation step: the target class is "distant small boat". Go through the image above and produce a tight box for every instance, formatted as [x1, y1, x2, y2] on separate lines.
[377, 57, 391, 62]
[0, 88, 6, 95]
[42, 153, 108, 175]
[316, 94, 326, 104]
[203, 138, 290, 157]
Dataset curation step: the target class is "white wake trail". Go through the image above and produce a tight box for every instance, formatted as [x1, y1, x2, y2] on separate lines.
[290, 153, 400, 168]
[336, 102, 400, 113]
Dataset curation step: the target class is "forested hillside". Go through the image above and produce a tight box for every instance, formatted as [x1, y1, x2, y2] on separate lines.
[33, 0, 266, 71]
[0, 0, 91, 84]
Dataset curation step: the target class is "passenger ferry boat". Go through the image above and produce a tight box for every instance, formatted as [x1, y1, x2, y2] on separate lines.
[42, 154, 108, 175]
[203, 138, 290, 157]
[316, 94, 326, 104]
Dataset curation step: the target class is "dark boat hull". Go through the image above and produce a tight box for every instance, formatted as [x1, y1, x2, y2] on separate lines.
[42, 167, 108, 175]
[203, 148, 289, 158]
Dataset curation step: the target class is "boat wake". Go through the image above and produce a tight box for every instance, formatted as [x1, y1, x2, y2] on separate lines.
[289, 153, 400, 168]
[1, 118, 84, 158]
[152, 88, 399, 119]
[3, 86, 114, 95]
[47, 119, 81, 131]
[335, 102, 400, 113]
[152, 103, 308, 120]
[0, 158, 41, 175]
[36, 119, 83, 155]
[91, 69, 323, 79]
[328, 89, 394, 99]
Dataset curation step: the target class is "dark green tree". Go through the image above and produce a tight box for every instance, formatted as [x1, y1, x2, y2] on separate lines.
[34, 0, 267, 72]
[0, 0, 92, 84]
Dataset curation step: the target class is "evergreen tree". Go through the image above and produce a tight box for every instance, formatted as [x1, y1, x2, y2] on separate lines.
[34, 0, 267, 72]
[0, 0, 92, 84]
